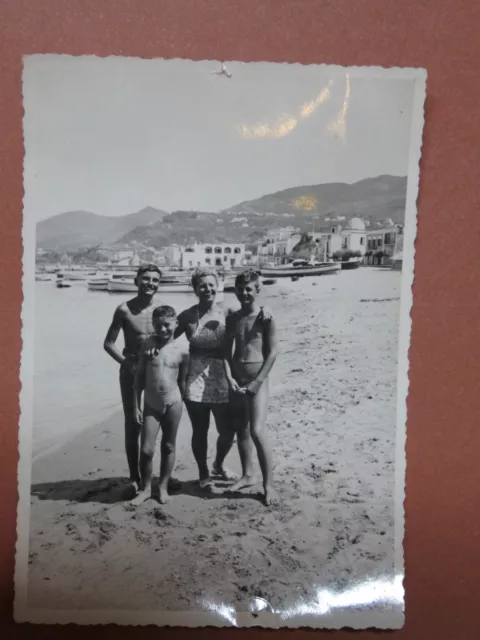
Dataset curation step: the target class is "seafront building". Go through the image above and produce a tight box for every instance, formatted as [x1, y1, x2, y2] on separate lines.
[179, 242, 246, 269]
[366, 224, 403, 258]
[257, 217, 368, 263]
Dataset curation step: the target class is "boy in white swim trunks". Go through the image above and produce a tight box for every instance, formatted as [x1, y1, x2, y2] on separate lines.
[224, 270, 278, 506]
[131, 305, 189, 505]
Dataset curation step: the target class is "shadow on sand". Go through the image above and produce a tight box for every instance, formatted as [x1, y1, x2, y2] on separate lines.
[31, 477, 263, 505]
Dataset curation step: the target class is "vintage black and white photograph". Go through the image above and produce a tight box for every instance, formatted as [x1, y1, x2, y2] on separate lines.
[16, 55, 425, 628]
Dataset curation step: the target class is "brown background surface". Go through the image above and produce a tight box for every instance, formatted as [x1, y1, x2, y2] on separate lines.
[1, 0, 479, 638]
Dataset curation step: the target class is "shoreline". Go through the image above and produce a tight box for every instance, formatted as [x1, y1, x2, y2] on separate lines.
[28, 270, 401, 614]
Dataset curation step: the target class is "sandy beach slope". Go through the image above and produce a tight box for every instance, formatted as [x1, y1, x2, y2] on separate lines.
[27, 269, 401, 614]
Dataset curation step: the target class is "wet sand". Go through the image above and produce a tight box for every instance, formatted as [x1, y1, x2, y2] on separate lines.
[28, 268, 401, 614]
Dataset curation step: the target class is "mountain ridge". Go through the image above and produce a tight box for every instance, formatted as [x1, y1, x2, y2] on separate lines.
[36, 175, 407, 252]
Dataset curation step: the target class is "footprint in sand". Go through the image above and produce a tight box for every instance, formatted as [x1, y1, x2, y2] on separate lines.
[134, 530, 152, 545]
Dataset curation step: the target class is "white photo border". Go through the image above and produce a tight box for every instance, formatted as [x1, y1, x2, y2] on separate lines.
[15, 57, 426, 629]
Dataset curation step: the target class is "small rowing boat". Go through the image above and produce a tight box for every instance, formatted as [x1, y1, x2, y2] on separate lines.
[261, 259, 341, 278]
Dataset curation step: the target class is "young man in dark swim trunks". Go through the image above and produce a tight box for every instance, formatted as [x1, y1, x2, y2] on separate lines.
[131, 305, 189, 506]
[103, 264, 162, 493]
[223, 269, 279, 506]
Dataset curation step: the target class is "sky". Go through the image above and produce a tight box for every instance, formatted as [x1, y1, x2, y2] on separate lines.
[23, 56, 417, 222]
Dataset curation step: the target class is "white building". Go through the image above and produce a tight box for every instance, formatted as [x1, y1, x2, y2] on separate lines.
[180, 243, 246, 269]
[340, 217, 367, 254]
[366, 224, 402, 257]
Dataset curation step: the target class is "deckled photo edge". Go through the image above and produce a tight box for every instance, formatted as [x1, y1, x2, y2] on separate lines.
[14, 54, 37, 623]
[393, 68, 427, 609]
[14, 57, 427, 628]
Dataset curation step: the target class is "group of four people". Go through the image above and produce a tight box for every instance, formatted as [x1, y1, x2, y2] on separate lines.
[103, 265, 278, 506]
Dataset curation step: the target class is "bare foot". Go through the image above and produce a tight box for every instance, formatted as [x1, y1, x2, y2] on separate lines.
[130, 489, 151, 506]
[199, 477, 213, 489]
[228, 475, 255, 492]
[158, 487, 170, 504]
[263, 486, 279, 507]
[212, 465, 238, 481]
[123, 479, 140, 500]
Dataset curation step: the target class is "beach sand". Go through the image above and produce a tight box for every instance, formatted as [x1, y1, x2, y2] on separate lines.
[27, 268, 401, 615]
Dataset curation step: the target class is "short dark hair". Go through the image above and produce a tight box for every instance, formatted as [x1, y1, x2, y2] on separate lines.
[235, 269, 261, 289]
[152, 305, 177, 321]
[191, 267, 219, 291]
[136, 263, 162, 280]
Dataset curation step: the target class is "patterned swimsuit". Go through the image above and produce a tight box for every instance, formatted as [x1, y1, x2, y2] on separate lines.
[184, 305, 229, 404]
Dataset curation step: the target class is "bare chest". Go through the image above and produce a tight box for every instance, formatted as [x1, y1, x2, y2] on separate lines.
[236, 315, 263, 345]
[125, 309, 155, 338]
[146, 349, 180, 372]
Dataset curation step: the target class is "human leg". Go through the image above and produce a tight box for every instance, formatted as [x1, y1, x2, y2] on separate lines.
[131, 407, 161, 505]
[184, 400, 211, 484]
[249, 381, 277, 505]
[211, 403, 238, 480]
[228, 392, 256, 492]
[120, 369, 141, 486]
[157, 402, 182, 503]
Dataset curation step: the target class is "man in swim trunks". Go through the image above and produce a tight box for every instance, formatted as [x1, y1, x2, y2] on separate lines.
[103, 264, 162, 492]
[131, 305, 189, 506]
[224, 269, 279, 506]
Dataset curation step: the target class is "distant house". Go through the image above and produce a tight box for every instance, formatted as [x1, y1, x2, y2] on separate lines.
[180, 243, 246, 269]
[259, 217, 368, 262]
[366, 224, 403, 257]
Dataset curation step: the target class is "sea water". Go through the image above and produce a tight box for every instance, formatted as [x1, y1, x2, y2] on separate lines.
[31, 283, 235, 460]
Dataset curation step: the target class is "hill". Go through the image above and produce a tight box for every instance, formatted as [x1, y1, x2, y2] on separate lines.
[114, 175, 407, 249]
[36, 206, 168, 251]
[36, 175, 407, 253]
[222, 175, 407, 219]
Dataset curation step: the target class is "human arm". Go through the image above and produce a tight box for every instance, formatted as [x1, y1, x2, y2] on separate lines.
[177, 352, 189, 399]
[245, 317, 278, 395]
[103, 306, 130, 369]
[174, 308, 189, 340]
[223, 312, 243, 394]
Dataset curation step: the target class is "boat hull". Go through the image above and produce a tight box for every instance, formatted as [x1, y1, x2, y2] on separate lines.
[108, 279, 138, 293]
[87, 279, 110, 291]
[108, 279, 225, 294]
[340, 260, 361, 270]
[260, 264, 341, 278]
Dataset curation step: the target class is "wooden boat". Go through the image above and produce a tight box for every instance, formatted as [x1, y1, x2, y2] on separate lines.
[87, 277, 110, 291]
[35, 273, 53, 282]
[260, 259, 341, 278]
[108, 274, 225, 294]
[340, 258, 362, 270]
[56, 269, 96, 282]
[56, 272, 88, 287]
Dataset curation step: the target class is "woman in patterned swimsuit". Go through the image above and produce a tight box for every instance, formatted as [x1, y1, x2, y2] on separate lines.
[175, 268, 237, 488]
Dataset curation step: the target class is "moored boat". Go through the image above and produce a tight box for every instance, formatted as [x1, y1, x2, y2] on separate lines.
[107, 274, 225, 294]
[260, 259, 341, 278]
[56, 272, 89, 287]
[87, 276, 110, 291]
[339, 258, 362, 270]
